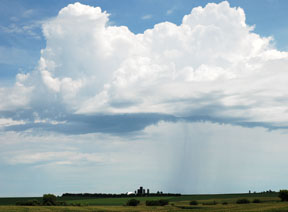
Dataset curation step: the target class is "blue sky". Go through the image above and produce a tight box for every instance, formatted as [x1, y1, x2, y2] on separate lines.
[1, 0, 288, 197]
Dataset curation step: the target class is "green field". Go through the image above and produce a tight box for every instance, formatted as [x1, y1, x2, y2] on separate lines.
[63, 196, 173, 206]
[0, 192, 287, 212]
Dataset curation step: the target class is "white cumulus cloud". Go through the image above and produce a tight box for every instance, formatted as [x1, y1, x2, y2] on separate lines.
[1, 1, 288, 128]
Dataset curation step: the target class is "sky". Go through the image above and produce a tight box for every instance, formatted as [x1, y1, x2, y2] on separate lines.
[0, 0, 288, 197]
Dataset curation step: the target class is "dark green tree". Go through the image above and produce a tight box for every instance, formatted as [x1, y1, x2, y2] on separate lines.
[43, 194, 57, 206]
[126, 199, 140, 206]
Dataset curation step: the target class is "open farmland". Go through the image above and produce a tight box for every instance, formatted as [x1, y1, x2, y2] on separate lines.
[1, 192, 287, 211]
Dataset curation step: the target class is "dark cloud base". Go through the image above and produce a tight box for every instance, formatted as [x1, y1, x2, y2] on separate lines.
[3, 113, 175, 135]
[3, 112, 287, 135]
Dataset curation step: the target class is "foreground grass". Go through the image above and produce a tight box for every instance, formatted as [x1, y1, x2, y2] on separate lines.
[1, 202, 288, 212]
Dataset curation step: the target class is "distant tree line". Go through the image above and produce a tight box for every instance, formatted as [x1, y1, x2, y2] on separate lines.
[62, 193, 129, 198]
[259, 190, 276, 193]
[16, 194, 67, 206]
[62, 192, 181, 198]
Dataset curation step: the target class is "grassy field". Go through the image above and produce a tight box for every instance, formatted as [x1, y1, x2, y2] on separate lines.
[0, 192, 287, 212]
[64, 196, 173, 206]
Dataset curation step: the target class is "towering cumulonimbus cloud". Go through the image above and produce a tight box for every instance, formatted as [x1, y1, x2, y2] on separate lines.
[1, 1, 288, 129]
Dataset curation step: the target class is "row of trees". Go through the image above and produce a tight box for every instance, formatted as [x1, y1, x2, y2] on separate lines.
[62, 192, 181, 198]
[16, 194, 66, 206]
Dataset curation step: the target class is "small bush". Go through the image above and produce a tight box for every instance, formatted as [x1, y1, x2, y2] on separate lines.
[252, 199, 261, 203]
[236, 198, 250, 204]
[190, 200, 198, 205]
[222, 202, 228, 205]
[146, 199, 169, 206]
[279, 190, 288, 201]
[126, 199, 140, 206]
